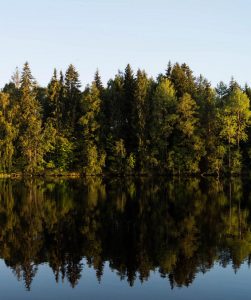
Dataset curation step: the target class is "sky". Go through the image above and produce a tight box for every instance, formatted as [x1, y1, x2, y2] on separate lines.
[0, 0, 251, 89]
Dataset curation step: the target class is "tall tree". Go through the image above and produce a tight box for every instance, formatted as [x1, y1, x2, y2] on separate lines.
[219, 87, 250, 173]
[64, 64, 81, 133]
[79, 82, 105, 175]
[170, 93, 204, 174]
[94, 69, 104, 95]
[132, 69, 151, 172]
[170, 63, 196, 98]
[123, 64, 136, 152]
[106, 72, 125, 138]
[195, 78, 223, 175]
[46, 69, 64, 131]
[17, 62, 54, 173]
[0, 92, 17, 172]
[150, 78, 178, 172]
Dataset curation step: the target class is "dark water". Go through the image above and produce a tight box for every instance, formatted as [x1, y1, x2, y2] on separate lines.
[1, 177, 251, 299]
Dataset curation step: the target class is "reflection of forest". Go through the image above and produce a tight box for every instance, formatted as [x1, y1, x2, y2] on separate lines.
[0, 177, 251, 290]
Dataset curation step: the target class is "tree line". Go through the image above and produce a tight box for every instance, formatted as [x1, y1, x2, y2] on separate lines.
[1, 62, 251, 176]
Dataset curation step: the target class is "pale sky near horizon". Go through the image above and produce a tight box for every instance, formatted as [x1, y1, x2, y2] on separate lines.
[0, 0, 250, 89]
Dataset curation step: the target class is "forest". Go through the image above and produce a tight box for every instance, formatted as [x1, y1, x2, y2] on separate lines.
[0, 62, 251, 176]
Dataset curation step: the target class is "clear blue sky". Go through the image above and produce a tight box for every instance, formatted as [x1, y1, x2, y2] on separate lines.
[1, 0, 250, 89]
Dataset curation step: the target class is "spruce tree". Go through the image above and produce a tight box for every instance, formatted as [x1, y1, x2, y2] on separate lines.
[46, 69, 64, 131]
[123, 64, 135, 152]
[17, 62, 43, 172]
[106, 72, 125, 138]
[94, 69, 104, 95]
[79, 82, 105, 175]
[170, 63, 196, 98]
[17, 62, 55, 173]
[64, 64, 81, 133]
[132, 69, 151, 172]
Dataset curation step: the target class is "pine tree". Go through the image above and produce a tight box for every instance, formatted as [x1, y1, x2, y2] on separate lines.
[17, 62, 45, 172]
[46, 69, 64, 131]
[64, 64, 81, 133]
[216, 81, 228, 100]
[79, 82, 105, 175]
[165, 60, 172, 78]
[170, 63, 196, 98]
[94, 69, 104, 95]
[0, 60, 251, 176]
[123, 64, 136, 152]
[132, 69, 151, 172]
[93, 69, 107, 150]
[106, 72, 125, 138]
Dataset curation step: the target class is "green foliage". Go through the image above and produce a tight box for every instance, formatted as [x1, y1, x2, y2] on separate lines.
[150, 78, 177, 171]
[0, 61, 251, 176]
[64, 64, 81, 132]
[52, 135, 74, 171]
[108, 139, 136, 174]
[169, 63, 196, 98]
[79, 82, 105, 174]
[207, 145, 226, 177]
[18, 62, 45, 173]
[133, 69, 151, 172]
[0, 93, 17, 172]
[218, 87, 251, 173]
[82, 142, 106, 175]
[170, 93, 204, 174]
[46, 69, 64, 131]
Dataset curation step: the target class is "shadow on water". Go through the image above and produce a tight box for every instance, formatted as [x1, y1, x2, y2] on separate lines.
[0, 177, 251, 290]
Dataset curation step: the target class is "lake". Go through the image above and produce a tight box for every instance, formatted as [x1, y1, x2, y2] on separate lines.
[0, 177, 251, 299]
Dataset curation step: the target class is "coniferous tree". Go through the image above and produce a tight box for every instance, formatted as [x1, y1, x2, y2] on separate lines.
[64, 64, 81, 133]
[43, 69, 74, 172]
[94, 69, 104, 95]
[165, 60, 172, 78]
[106, 72, 125, 138]
[17, 62, 43, 172]
[170, 63, 196, 98]
[105, 73, 126, 172]
[123, 64, 136, 152]
[79, 82, 105, 175]
[132, 69, 151, 172]
[0, 61, 251, 176]
[46, 69, 64, 131]
[17, 62, 55, 173]
[195, 78, 223, 175]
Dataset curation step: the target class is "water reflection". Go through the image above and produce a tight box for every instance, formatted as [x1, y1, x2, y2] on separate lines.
[0, 177, 251, 291]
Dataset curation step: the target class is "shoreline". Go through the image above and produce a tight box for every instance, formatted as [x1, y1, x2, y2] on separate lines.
[0, 172, 249, 179]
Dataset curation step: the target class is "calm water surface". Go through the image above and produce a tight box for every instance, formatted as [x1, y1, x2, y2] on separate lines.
[1, 177, 251, 299]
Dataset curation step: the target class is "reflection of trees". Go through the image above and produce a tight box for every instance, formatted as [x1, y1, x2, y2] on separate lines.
[0, 177, 251, 290]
